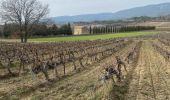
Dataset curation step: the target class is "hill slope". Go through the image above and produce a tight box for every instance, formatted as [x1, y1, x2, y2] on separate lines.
[51, 2, 170, 23]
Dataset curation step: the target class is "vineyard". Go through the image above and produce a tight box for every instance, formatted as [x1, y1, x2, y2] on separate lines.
[0, 33, 170, 100]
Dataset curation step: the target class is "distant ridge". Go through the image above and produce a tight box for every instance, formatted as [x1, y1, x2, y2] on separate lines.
[50, 2, 170, 24]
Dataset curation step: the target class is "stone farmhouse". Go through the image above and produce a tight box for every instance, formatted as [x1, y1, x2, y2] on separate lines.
[73, 25, 90, 35]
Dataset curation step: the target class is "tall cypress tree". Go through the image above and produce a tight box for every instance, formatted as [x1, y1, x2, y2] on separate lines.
[89, 26, 92, 34]
[67, 23, 72, 35]
[3, 22, 11, 37]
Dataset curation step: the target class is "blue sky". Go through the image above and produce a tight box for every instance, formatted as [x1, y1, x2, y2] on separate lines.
[42, 0, 170, 17]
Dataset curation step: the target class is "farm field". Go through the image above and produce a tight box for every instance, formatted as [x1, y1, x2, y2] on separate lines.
[1, 0, 170, 100]
[0, 33, 170, 100]
[0, 31, 159, 42]
[29, 31, 158, 42]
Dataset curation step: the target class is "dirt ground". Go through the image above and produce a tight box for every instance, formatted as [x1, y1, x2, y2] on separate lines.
[126, 40, 170, 100]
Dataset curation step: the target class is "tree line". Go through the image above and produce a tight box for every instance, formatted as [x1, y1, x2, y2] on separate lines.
[90, 26, 155, 34]
[1, 23, 72, 38]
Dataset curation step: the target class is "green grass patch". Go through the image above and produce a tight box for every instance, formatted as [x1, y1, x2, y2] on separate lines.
[29, 31, 159, 42]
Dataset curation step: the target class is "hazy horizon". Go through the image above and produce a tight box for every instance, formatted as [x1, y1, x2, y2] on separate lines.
[40, 0, 170, 17]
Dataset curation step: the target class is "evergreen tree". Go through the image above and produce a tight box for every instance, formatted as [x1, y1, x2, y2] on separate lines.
[67, 23, 72, 35]
[51, 24, 59, 35]
[89, 26, 92, 34]
[3, 23, 11, 37]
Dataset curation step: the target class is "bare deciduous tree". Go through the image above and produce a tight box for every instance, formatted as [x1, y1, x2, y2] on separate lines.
[0, 0, 49, 42]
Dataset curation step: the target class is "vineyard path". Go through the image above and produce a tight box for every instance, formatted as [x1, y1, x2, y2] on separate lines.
[126, 40, 170, 100]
